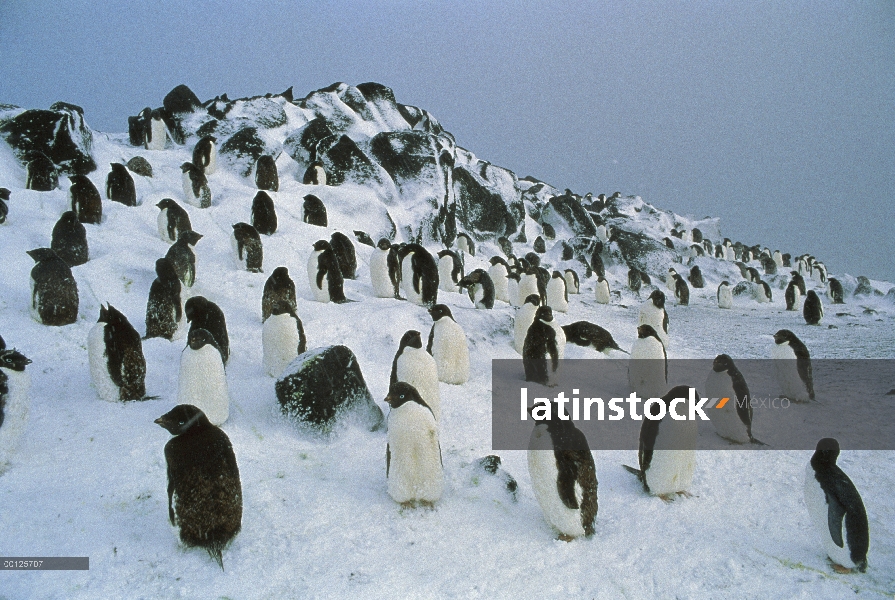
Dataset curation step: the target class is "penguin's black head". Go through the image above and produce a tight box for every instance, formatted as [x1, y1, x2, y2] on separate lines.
[524, 252, 540, 268]
[712, 354, 734, 373]
[110, 162, 125, 173]
[187, 328, 218, 351]
[155, 404, 210, 435]
[535, 306, 553, 323]
[384, 381, 428, 410]
[812, 437, 840, 465]
[180, 162, 194, 173]
[773, 329, 797, 345]
[649, 290, 666, 308]
[429, 304, 453, 322]
[313, 240, 330, 252]
[179, 230, 203, 245]
[184, 296, 207, 322]
[155, 257, 178, 280]
[720, 280, 729, 287]
[151, 108, 163, 120]
[0, 348, 32, 372]
[489, 256, 508, 267]
[0, 188, 10, 201]
[106, 305, 127, 326]
[59, 210, 79, 224]
[26, 248, 59, 263]
[157, 198, 176, 210]
[272, 266, 289, 280]
[399, 330, 423, 351]
[523, 294, 541, 307]
[97, 304, 109, 323]
[377, 238, 391, 250]
[270, 301, 295, 317]
[637, 324, 661, 341]
[552, 271, 563, 279]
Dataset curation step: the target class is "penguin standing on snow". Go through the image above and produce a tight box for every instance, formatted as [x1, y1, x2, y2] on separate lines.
[528, 417, 598, 540]
[307, 240, 348, 304]
[302, 160, 326, 186]
[27, 248, 79, 326]
[251, 191, 277, 235]
[50, 211, 89, 267]
[185, 297, 229, 365]
[384, 381, 443, 507]
[595, 276, 611, 305]
[69, 174, 102, 224]
[254, 155, 279, 191]
[0, 345, 32, 473]
[262, 302, 307, 377]
[803, 437, 869, 574]
[791, 272, 807, 296]
[25, 152, 58, 191]
[399, 244, 439, 308]
[523, 306, 563, 386]
[192, 135, 217, 175]
[456, 232, 475, 257]
[506, 271, 521, 307]
[828, 279, 845, 304]
[0, 188, 9, 224]
[623, 385, 698, 501]
[391, 330, 441, 421]
[546, 271, 569, 313]
[754, 280, 772, 303]
[145, 257, 184, 340]
[717, 281, 733, 309]
[772, 329, 814, 402]
[302, 194, 327, 226]
[785, 280, 801, 311]
[426, 304, 469, 385]
[88, 304, 147, 401]
[628, 325, 668, 401]
[563, 269, 580, 295]
[180, 162, 211, 209]
[330, 232, 357, 280]
[639, 290, 669, 348]
[458, 269, 495, 309]
[704, 354, 761, 444]
[672, 274, 690, 306]
[666, 268, 678, 292]
[370, 239, 401, 299]
[145, 109, 168, 151]
[688, 266, 704, 289]
[177, 329, 230, 426]
[804, 290, 824, 325]
[155, 404, 242, 570]
[562, 321, 628, 355]
[590, 249, 605, 279]
[517, 268, 541, 307]
[627, 267, 643, 293]
[156, 199, 192, 244]
[487, 257, 509, 302]
[231, 223, 263, 273]
[106, 163, 137, 206]
[261, 267, 296, 322]
[437, 249, 464, 293]
[165, 230, 203, 288]
[514, 294, 542, 354]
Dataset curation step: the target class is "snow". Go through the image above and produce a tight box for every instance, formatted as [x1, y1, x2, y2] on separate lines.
[0, 122, 894, 599]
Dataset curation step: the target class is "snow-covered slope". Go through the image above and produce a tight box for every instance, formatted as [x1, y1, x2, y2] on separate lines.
[0, 84, 893, 598]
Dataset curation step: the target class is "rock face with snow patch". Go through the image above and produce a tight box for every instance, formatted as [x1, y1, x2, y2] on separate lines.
[0, 102, 96, 175]
[275, 345, 383, 432]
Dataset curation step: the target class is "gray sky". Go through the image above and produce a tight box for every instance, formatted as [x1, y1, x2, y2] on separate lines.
[2, 1, 893, 281]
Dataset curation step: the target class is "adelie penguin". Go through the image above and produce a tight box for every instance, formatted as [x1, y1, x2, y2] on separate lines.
[145, 109, 168, 151]
[456, 232, 475, 257]
[827, 278, 845, 304]
[563, 269, 579, 295]
[262, 302, 307, 378]
[302, 194, 327, 227]
[391, 330, 441, 422]
[803, 290, 824, 325]
[384, 382, 443, 508]
[50, 211, 88, 267]
[330, 232, 357, 280]
[307, 240, 348, 304]
[180, 162, 211, 209]
[628, 324, 668, 401]
[69, 174, 102, 224]
[639, 290, 669, 348]
[231, 223, 263, 273]
[673, 274, 690, 306]
[688, 266, 704, 289]
[785, 280, 801, 311]
[25, 152, 57, 191]
[562, 321, 628, 355]
[594, 276, 610, 305]
[302, 160, 326, 186]
[156, 404, 242, 570]
[27, 248, 79, 326]
[0, 344, 32, 474]
[88, 304, 147, 401]
[717, 281, 733, 309]
[192, 135, 217, 175]
[178, 329, 230, 426]
[627, 268, 642, 293]
[426, 304, 469, 385]
[754, 279, 772, 304]
[514, 294, 542, 354]
[185, 296, 229, 366]
[145, 257, 183, 340]
[546, 271, 568, 313]
[106, 163, 137, 206]
[791, 272, 807, 296]
[254, 155, 279, 191]
[458, 269, 495, 309]
[251, 191, 277, 236]
[165, 230, 203, 288]
[370, 239, 401, 299]
[156, 199, 192, 244]
[804, 438, 869, 574]
[0, 188, 9, 225]
[704, 354, 762, 444]
[772, 329, 814, 402]
[528, 413, 598, 540]
[623, 385, 699, 502]
[399, 244, 439, 308]
[261, 267, 297, 322]
[437, 249, 464, 293]
[523, 306, 564, 387]
[487, 257, 509, 302]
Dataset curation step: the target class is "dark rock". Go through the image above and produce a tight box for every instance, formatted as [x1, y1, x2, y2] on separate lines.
[163, 84, 202, 116]
[396, 104, 445, 135]
[541, 193, 596, 238]
[732, 281, 753, 296]
[854, 276, 877, 297]
[369, 130, 439, 186]
[219, 127, 267, 177]
[354, 231, 375, 247]
[541, 223, 556, 240]
[276, 345, 384, 432]
[283, 117, 334, 165]
[533, 236, 546, 254]
[452, 166, 521, 238]
[609, 229, 675, 277]
[0, 104, 95, 175]
[126, 156, 153, 177]
[322, 135, 378, 187]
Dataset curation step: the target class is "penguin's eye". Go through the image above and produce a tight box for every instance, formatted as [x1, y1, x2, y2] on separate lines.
[399, 394, 405, 399]
[179, 420, 185, 425]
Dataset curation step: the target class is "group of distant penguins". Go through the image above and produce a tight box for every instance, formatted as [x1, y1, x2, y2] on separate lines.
[1, 133, 869, 574]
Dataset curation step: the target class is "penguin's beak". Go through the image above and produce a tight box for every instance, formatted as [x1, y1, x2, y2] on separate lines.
[383, 393, 395, 407]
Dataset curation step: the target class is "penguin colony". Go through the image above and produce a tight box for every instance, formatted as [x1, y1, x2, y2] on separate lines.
[0, 99, 881, 579]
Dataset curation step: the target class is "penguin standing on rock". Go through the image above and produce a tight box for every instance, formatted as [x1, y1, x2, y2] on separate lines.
[254, 155, 279, 191]
[458, 269, 495, 309]
[523, 306, 563, 386]
[69, 174, 102, 224]
[165, 231, 203, 287]
[546, 271, 569, 313]
[155, 404, 242, 570]
[88, 304, 147, 401]
[50, 211, 88, 266]
[370, 239, 401, 299]
[0, 345, 32, 473]
[261, 267, 296, 322]
[330, 232, 357, 280]
[145, 258, 184, 340]
[391, 330, 441, 421]
[562, 321, 628, 355]
[106, 163, 137, 206]
[595, 276, 611, 305]
[262, 302, 307, 377]
[803, 437, 869, 574]
[156, 199, 192, 244]
[185, 297, 229, 366]
[399, 244, 439, 308]
[528, 417, 598, 541]
[145, 109, 168, 151]
[177, 329, 230, 426]
[384, 382, 443, 508]
[704, 354, 761, 444]
[639, 290, 669, 348]
[231, 223, 263, 273]
[307, 240, 348, 303]
[717, 281, 733, 309]
[804, 290, 824, 325]
[180, 163, 211, 208]
[437, 250, 464, 293]
[251, 191, 277, 235]
[426, 304, 469, 385]
[772, 329, 814, 402]
[628, 325, 668, 401]
[27, 248, 79, 326]
[192, 135, 217, 175]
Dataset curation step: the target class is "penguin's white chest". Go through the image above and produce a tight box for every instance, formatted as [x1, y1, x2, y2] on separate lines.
[645, 419, 697, 495]
[307, 251, 330, 303]
[148, 119, 166, 150]
[369, 249, 393, 298]
[181, 172, 195, 203]
[489, 264, 509, 302]
[88, 323, 119, 402]
[528, 425, 586, 538]
[387, 402, 443, 504]
[430, 318, 469, 385]
[704, 370, 749, 443]
[0, 368, 31, 470]
[178, 346, 229, 426]
[629, 338, 667, 400]
[550, 321, 566, 360]
[518, 274, 539, 304]
[157, 208, 174, 243]
[772, 343, 810, 402]
[262, 314, 301, 378]
[514, 304, 538, 354]
[438, 256, 459, 293]
[595, 280, 610, 304]
[507, 277, 520, 306]
[313, 165, 327, 186]
[546, 278, 568, 313]
[401, 253, 423, 304]
[638, 304, 669, 347]
[718, 286, 733, 309]
[724, 246, 735, 262]
[563, 272, 579, 295]
[666, 273, 677, 291]
[803, 463, 858, 569]
[396, 348, 441, 421]
[202, 144, 217, 175]
[790, 286, 802, 310]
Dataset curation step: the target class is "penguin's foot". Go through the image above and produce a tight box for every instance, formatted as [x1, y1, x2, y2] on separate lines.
[658, 494, 676, 503]
[557, 534, 576, 543]
[676, 491, 693, 499]
[829, 560, 854, 574]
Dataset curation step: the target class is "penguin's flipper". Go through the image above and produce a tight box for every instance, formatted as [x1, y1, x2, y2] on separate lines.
[316, 263, 327, 290]
[206, 543, 224, 571]
[622, 464, 644, 481]
[386, 443, 391, 478]
[825, 491, 847, 548]
[426, 327, 434, 355]
[555, 450, 581, 510]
